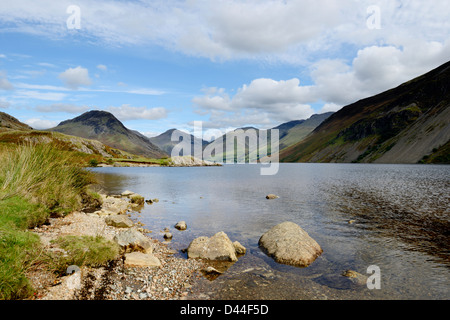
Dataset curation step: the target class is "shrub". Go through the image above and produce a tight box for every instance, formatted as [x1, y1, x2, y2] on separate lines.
[89, 159, 99, 167]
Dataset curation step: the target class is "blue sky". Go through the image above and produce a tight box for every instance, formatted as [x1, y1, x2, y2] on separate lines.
[0, 0, 449, 138]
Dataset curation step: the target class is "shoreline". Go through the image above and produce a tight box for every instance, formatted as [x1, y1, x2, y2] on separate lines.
[28, 191, 207, 300]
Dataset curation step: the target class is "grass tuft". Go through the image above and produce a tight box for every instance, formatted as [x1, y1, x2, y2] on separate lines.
[52, 235, 120, 271]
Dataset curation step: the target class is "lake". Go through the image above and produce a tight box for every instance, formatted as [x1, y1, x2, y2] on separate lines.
[92, 163, 450, 300]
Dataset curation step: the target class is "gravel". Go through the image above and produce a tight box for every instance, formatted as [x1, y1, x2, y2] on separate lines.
[28, 194, 207, 300]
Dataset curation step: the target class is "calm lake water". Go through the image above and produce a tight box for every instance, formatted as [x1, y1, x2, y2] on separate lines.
[93, 163, 450, 300]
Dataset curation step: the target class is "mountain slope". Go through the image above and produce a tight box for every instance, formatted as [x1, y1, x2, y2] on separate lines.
[149, 128, 208, 156]
[0, 112, 33, 132]
[280, 61, 450, 164]
[278, 112, 333, 150]
[49, 110, 167, 159]
[202, 113, 331, 163]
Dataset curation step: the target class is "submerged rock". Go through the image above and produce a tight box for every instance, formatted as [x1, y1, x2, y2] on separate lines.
[163, 232, 173, 240]
[175, 221, 187, 231]
[259, 221, 322, 267]
[233, 241, 246, 255]
[341, 270, 367, 286]
[121, 190, 135, 197]
[187, 231, 238, 262]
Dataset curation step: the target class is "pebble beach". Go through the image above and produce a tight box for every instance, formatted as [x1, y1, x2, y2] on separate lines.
[28, 192, 208, 300]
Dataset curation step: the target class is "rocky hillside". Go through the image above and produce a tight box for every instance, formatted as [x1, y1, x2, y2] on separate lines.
[0, 111, 33, 132]
[280, 60, 450, 164]
[49, 110, 167, 159]
[0, 129, 136, 160]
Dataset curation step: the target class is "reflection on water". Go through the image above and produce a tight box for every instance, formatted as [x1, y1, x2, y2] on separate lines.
[93, 164, 450, 300]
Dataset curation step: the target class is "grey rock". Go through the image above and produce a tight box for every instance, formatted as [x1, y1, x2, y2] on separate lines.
[105, 215, 134, 228]
[114, 228, 153, 253]
[124, 252, 161, 268]
[175, 221, 187, 231]
[187, 231, 238, 262]
[163, 232, 173, 240]
[233, 241, 246, 255]
[259, 221, 322, 267]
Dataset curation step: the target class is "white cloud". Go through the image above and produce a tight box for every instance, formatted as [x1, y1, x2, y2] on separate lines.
[96, 64, 107, 71]
[58, 66, 92, 90]
[13, 90, 66, 101]
[37, 62, 57, 68]
[320, 103, 342, 113]
[1, 0, 448, 63]
[0, 71, 14, 90]
[310, 40, 450, 106]
[0, 97, 10, 109]
[36, 103, 90, 113]
[193, 78, 315, 129]
[140, 131, 160, 138]
[24, 118, 58, 130]
[107, 104, 168, 121]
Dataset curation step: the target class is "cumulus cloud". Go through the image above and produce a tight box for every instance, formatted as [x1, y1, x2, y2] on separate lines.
[107, 104, 168, 121]
[24, 118, 58, 130]
[310, 40, 450, 106]
[58, 66, 92, 89]
[193, 78, 315, 129]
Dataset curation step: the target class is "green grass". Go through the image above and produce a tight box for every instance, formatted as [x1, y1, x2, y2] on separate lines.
[0, 143, 95, 215]
[0, 198, 46, 299]
[52, 235, 120, 271]
[0, 143, 98, 299]
[0, 226, 41, 300]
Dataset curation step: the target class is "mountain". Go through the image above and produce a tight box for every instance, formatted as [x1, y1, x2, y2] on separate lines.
[0, 112, 33, 132]
[149, 128, 209, 156]
[280, 61, 450, 164]
[273, 120, 305, 139]
[277, 112, 334, 150]
[202, 114, 331, 163]
[49, 110, 167, 159]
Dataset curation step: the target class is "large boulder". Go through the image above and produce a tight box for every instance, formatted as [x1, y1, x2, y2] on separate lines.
[113, 228, 153, 254]
[124, 252, 161, 268]
[259, 221, 322, 267]
[105, 215, 134, 228]
[187, 231, 238, 262]
[94, 195, 130, 216]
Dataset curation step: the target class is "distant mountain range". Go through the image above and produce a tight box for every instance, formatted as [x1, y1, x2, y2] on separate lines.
[48, 110, 168, 159]
[201, 112, 333, 162]
[280, 60, 450, 164]
[149, 128, 209, 156]
[2, 61, 449, 164]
